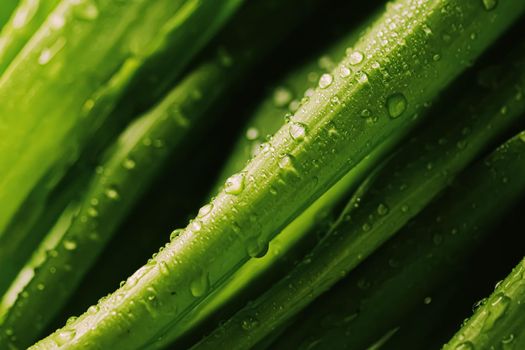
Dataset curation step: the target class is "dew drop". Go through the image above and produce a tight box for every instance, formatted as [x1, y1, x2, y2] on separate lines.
[73, 0, 100, 20]
[377, 203, 389, 216]
[386, 93, 407, 119]
[245, 127, 259, 141]
[348, 51, 364, 65]
[339, 65, 351, 78]
[105, 186, 120, 200]
[197, 204, 213, 218]
[318, 73, 333, 89]
[241, 316, 260, 331]
[273, 86, 293, 107]
[455, 342, 474, 350]
[190, 271, 210, 298]
[289, 122, 307, 141]
[123, 158, 136, 170]
[63, 240, 77, 251]
[55, 329, 76, 346]
[356, 71, 368, 83]
[246, 238, 269, 258]
[225, 173, 245, 195]
[482, 0, 497, 11]
[169, 229, 183, 240]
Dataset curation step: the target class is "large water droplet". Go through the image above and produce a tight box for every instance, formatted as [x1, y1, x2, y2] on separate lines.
[190, 271, 210, 298]
[386, 93, 407, 118]
[225, 173, 245, 195]
[348, 51, 364, 65]
[197, 204, 213, 218]
[289, 122, 307, 141]
[318, 73, 333, 89]
[55, 329, 76, 346]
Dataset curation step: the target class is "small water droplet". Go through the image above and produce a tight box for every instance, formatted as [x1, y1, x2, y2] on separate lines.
[455, 342, 474, 350]
[103, 185, 119, 200]
[55, 329, 76, 346]
[377, 203, 389, 216]
[356, 71, 368, 83]
[348, 51, 364, 65]
[424, 296, 432, 304]
[246, 127, 259, 141]
[37, 283, 45, 291]
[289, 122, 307, 141]
[73, 0, 100, 20]
[123, 158, 136, 170]
[318, 73, 333, 89]
[339, 65, 351, 78]
[225, 173, 246, 195]
[386, 93, 407, 119]
[482, 0, 497, 11]
[87, 206, 98, 218]
[197, 204, 213, 218]
[63, 240, 77, 251]
[273, 86, 293, 107]
[190, 271, 210, 298]
[170, 228, 184, 241]
[246, 238, 269, 258]
[360, 109, 371, 118]
[241, 316, 260, 331]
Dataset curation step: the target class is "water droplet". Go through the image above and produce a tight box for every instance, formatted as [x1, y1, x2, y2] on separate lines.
[246, 127, 259, 141]
[225, 173, 245, 195]
[348, 51, 364, 65]
[289, 122, 307, 141]
[273, 86, 293, 107]
[455, 341, 474, 350]
[318, 73, 333, 89]
[433, 234, 443, 245]
[278, 154, 296, 172]
[482, 293, 511, 331]
[190, 271, 210, 298]
[38, 38, 66, 65]
[433, 54, 441, 61]
[501, 333, 515, 344]
[246, 238, 269, 258]
[482, 0, 497, 11]
[87, 206, 98, 218]
[424, 296, 432, 304]
[356, 71, 368, 83]
[63, 240, 77, 251]
[197, 204, 213, 218]
[339, 65, 351, 78]
[123, 158, 136, 170]
[377, 203, 389, 216]
[55, 329, 76, 346]
[386, 93, 407, 119]
[241, 316, 260, 331]
[170, 228, 184, 241]
[401, 204, 409, 213]
[158, 261, 170, 276]
[362, 223, 371, 232]
[37, 283, 45, 291]
[105, 186, 120, 200]
[360, 109, 371, 118]
[73, 0, 100, 20]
